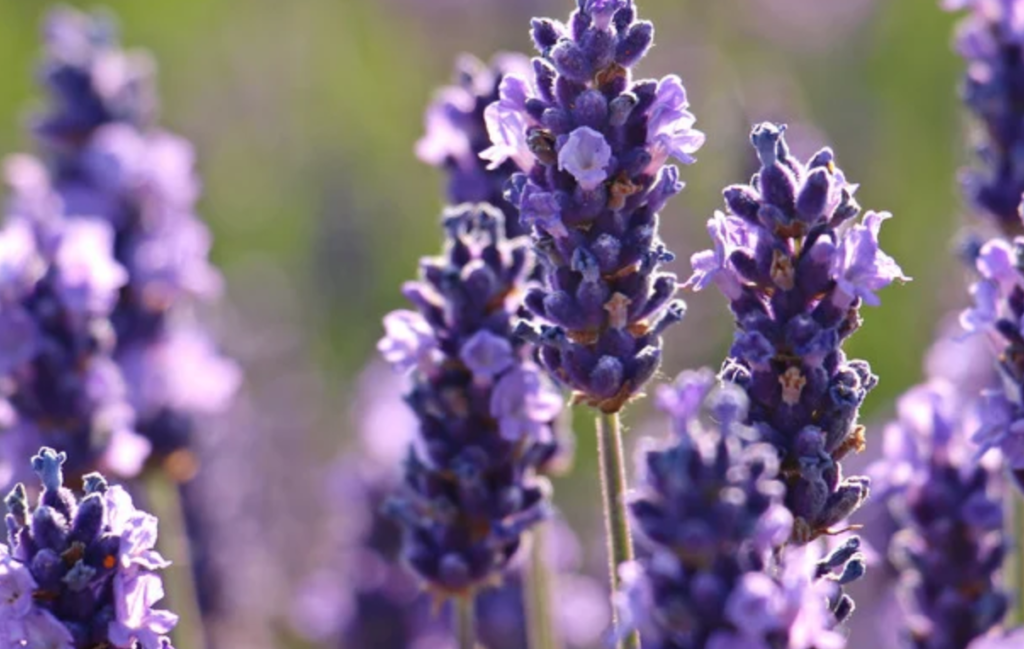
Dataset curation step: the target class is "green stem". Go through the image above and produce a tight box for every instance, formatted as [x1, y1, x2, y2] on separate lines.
[457, 595, 477, 649]
[526, 524, 561, 649]
[145, 473, 206, 649]
[596, 411, 640, 649]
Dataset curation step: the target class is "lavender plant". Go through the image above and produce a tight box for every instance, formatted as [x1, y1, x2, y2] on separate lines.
[685, 122, 906, 543]
[870, 380, 1009, 649]
[1, 447, 176, 648]
[490, 0, 703, 413]
[29, 7, 238, 475]
[943, 0, 1024, 233]
[418, 53, 533, 239]
[482, 3, 704, 641]
[617, 369, 854, 649]
[0, 159, 137, 486]
[378, 203, 563, 644]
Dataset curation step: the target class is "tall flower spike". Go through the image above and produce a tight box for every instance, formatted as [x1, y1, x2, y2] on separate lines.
[1, 447, 177, 648]
[960, 226, 1024, 488]
[491, 0, 705, 412]
[944, 0, 1024, 232]
[869, 380, 1009, 649]
[379, 203, 561, 598]
[617, 370, 852, 649]
[27, 7, 239, 476]
[686, 122, 907, 543]
[289, 361, 601, 648]
[418, 54, 534, 239]
[0, 163, 139, 486]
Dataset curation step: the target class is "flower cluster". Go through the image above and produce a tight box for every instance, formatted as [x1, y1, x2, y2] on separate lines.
[961, 230, 1024, 485]
[943, 0, 1024, 231]
[686, 122, 907, 542]
[617, 369, 855, 649]
[379, 203, 562, 597]
[418, 54, 533, 239]
[488, 0, 705, 412]
[0, 161, 139, 485]
[26, 7, 238, 474]
[1, 447, 176, 648]
[871, 380, 1009, 649]
[292, 360, 603, 648]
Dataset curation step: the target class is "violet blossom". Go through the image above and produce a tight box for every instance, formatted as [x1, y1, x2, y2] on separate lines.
[1, 447, 176, 648]
[491, 0, 705, 412]
[686, 122, 907, 543]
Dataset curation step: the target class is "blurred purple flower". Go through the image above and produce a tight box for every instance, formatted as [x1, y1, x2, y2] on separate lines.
[24, 6, 237, 472]
[418, 54, 533, 238]
[868, 378, 1009, 648]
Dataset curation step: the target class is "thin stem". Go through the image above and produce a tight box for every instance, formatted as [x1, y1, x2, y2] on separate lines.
[145, 472, 206, 649]
[457, 595, 477, 649]
[596, 411, 640, 649]
[526, 524, 561, 649]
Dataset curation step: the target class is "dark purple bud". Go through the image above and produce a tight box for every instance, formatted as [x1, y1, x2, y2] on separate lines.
[551, 41, 591, 83]
[582, 28, 617, 71]
[796, 168, 830, 222]
[724, 185, 761, 223]
[531, 18, 562, 52]
[589, 356, 624, 398]
[573, 89, 609, 129]
[616, 21, 654, 67]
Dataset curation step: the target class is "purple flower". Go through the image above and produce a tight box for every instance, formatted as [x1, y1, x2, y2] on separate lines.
[557, 127, 613, 190]
[869, 378, 1009, 648]
[646, 75, 706, 170]
[490, 364, 564, 441]
[418, 54, 533, 238]
[2, 447, 177, 648]
[379, 310, 437, 373]
[687, 123, 902, 543]
[969, 629, 1024, 649]
[380, 204, 561, 596]
[945, 0, 1024, 231]
[617, 373, 857, 648]
[830, 211, 909, 308]
[24, 7, 237, 470]
[498, 0, 703, 412]
[460, 330, 515, 379]
[481, 75, 534, 173]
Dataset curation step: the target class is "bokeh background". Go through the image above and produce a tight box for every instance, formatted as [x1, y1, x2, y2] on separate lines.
[0, 0, 972, 647]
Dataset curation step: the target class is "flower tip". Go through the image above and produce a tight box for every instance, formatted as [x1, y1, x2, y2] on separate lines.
[30, 447, 67, 491]
[750, 122, 787, 167]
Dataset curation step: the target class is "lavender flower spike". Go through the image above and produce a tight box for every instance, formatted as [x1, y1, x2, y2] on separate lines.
[960, 214, 1024, 487]
[944, 0, 1024, 231]
[686, 123, 907, 542]
[870, 380, 1008, 649]
[617, 370, 853, 649]
[492, 0, 705, 412]
[0, 161, 142, 486]
[380, 203, 561, 598]
[30, 7, 239, 474]
[2, 447, 177, 648]
[418, 53, 533, 238]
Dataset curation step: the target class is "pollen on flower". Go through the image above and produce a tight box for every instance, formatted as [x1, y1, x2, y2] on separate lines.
[103, 555, 117, 570]
[771, 250, 796, 290]
[604, 292, 633, 329]
[779, 367, 806, 406]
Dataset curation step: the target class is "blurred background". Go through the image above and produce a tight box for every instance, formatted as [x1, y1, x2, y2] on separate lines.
[0, 0, 971, 647]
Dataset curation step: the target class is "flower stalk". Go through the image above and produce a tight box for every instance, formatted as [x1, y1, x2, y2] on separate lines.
[597, 412, 640, 649]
